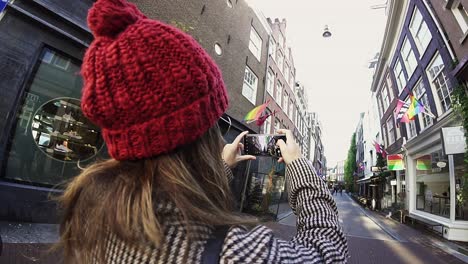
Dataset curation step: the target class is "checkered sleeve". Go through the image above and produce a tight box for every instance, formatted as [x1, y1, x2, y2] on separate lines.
[220, 158, 348, 263]
[285, 158, 349, 262]
[224, 161, 234, 183]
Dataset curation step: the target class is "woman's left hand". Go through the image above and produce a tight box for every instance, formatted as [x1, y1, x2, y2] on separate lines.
[222, 131, 256, 168]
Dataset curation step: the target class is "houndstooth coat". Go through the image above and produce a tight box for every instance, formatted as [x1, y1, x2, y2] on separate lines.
[102, 159, 349, 263]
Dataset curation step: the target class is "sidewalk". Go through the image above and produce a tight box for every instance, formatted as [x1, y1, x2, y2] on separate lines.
[343, 194, 468, 263]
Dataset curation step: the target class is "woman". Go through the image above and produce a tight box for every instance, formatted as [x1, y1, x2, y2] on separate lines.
[58, 0, 348, 263]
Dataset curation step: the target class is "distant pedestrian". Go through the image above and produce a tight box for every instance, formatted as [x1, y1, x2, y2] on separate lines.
[56, 0, 349, 263]
[340, 186, 343, 196]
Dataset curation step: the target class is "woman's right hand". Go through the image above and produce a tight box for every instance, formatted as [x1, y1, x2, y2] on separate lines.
[276, 129, 302, 165]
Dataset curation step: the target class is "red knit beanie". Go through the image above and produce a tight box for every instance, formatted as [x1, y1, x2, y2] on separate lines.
[81, 0, 229, 160]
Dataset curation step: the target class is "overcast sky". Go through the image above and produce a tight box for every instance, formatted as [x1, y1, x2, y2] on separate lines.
[246, 0, 388, 166]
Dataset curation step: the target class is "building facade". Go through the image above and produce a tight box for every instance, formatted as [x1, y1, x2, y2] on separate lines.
[0, 0, 311, 259]
[371, 0, 468, 241]
[336, 160, 346, 183]
[428, 0, 468, 84]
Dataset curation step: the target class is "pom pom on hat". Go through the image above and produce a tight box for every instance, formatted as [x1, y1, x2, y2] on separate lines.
[88, 0, 146, 38]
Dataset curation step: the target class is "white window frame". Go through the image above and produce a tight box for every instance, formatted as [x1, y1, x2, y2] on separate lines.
[288, 99, 294, 118]
[409, 7, 432, 56]
[386, 117, 395, 145]
[386, 74, 394, 102]
[381, 85, 390, 110]
[285, 63, 290, 84]
[274, 119, 281, 132]
[377, 95, 384, 119]
[276, 81, 283, 106]
[277, 51, 284, 72]
[283, 92, 289, 110]
[382, 125, 388, 147]
[248, 26, 262, 61]
[413, 79, 433, 130]
[264, 113, 272, 134]
[426, 52, 452, 115]
[451, 2, 468, 34]
[266, 68, 275, 97]
[268, 38, 276, 60]
[278, 32, 285, 49]
[401, 37, 418, 77]
[242, 66, 258, 104]
[394, 59, 407, 93]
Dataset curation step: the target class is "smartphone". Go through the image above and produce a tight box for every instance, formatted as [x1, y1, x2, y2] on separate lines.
[243, 134, 287, 157]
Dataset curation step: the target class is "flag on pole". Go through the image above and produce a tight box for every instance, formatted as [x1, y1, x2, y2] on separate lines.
[387, 154, 404, 171]
[255, 110, 276, 126]
[244, 100, 269, 124]
[373, 141, 382, 154]
[395, 99, 411, 125]
[407, 93, 425, 119]
[416, 155, 432, 170]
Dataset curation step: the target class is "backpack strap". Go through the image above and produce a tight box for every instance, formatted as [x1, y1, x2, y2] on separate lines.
[201, 225, 230, 264]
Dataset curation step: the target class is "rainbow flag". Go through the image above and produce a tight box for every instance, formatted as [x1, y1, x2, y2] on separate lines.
[244, 100, 269, 124]
[407, 93, 425, 120]
[387, 154, 404, 171]
[416, 155, 432, 170]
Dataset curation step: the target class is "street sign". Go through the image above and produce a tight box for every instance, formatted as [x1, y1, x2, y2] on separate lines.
[441, 126, 466, 155]
[0, 0, 7, 13]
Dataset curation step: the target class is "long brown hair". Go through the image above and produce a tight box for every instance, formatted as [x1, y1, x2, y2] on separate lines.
[57, 124, 253, 263]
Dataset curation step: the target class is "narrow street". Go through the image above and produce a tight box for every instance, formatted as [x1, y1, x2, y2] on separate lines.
[270, 194, 468, 264]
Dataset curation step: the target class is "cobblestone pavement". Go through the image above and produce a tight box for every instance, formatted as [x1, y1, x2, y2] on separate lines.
[267, 193, 468, 264]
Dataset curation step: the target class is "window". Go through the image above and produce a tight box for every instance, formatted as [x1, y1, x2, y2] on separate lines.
[410, 7, 432, 54]
[415, 150, 451, 218]
[242, 66, 258, 104]
[266, 68, 275, 96]
[283, 92, 289, 109]
[214, 43, 223, 56]
[248, 26, 262, 61]
[263, 111, 272, 134]
[278, 32, 285, 49]
[226, 0, 233, 8]
[426, 53, 452, 114]
[276, 81, 283, 106]
[381, 85, 390, 110]
[285, 63, 290, 83]
[401, 38, 418, 77]
[377, 95, 384, 118]
[4, 47, 105, 186]
[277, 51, 284, 71]
[451, 3, 468, 34]
[42, 49, 71, 70]
[288, 99, 294, 118]
[382, 125, 388, 147]
[394, 59, 407, 93]
[386, 117, 395, 145]
[274, 119, 281, 132]
[386, 74, 395, 102]
[268, 38, 276, 60]
[290, 72, 294, 88]
[413, 79, 433, 129]
[407, 119, 417, 139]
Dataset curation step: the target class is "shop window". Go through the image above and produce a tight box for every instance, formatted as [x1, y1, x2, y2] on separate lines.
[415, 150, 450, 218]
[454, 153, 468, 221]
[4, 47, 106, 186]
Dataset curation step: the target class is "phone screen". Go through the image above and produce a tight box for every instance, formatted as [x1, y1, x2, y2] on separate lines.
[243, 134, 287, 157]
